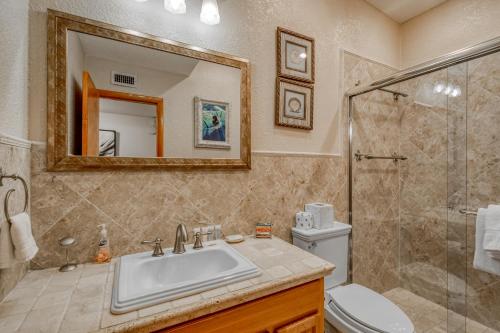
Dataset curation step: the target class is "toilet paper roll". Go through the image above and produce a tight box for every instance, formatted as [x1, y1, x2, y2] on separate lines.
[305, 203, 335, 229]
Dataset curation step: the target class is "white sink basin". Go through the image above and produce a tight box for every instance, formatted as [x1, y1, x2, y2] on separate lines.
[111, 240, 260, 314]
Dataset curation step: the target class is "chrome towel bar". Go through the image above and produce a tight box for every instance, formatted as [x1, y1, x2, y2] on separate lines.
[1, 168, 29, 223]
[459, 209, 478, 216]
[354, 150, 408, 163]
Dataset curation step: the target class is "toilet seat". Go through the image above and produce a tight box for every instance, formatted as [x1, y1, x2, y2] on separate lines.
[324, 284, 414, 333]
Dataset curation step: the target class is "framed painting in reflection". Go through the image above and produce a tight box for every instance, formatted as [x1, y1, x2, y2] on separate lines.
[99, 129, 119, 156]
[275, 77, 314, 130]
[277, 27, 315, 83]
[194, 97, 231, 149]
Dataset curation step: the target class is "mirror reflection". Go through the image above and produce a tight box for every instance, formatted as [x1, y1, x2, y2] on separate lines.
[67, 31, 241, 159]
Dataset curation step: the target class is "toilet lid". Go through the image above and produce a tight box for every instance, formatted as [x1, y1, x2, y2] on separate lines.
[329, 284, 413, 333]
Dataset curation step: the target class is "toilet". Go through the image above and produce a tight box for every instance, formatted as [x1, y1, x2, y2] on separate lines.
[292, 222, 414, 333]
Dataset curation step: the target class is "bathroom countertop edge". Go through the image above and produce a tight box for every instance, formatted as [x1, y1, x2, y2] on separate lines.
[102, 264, 333, 333]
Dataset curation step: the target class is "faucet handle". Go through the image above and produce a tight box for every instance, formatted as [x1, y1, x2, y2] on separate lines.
[193, 232, 203, 250]
[141, 238, 164, 257]
[141, 237, 162, 245]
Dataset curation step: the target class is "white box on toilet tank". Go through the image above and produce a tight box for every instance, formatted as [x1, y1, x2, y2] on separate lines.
[292, 222, 352, 290]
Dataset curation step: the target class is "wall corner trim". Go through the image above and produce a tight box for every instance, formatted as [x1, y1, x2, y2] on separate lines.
[252, 150, 341, 158]
[0, 131, 32, 149]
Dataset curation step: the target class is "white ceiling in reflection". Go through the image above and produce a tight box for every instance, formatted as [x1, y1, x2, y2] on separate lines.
[75, 31, 199, 76]
[366, 0, 448, 23]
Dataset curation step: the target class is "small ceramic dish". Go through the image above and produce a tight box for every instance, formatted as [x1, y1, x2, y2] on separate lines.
[225, 234, 244, 243]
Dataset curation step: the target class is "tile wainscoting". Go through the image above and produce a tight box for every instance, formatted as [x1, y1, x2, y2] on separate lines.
[0, 140, 31, 301]
[30, 145, 347, 269]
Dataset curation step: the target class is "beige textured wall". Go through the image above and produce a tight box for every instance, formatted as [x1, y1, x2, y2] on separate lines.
[401, 0, 500, 68]
[0, 0, 31, 301]
[28, 0, 401, 155]
[0, 0, 30, 139]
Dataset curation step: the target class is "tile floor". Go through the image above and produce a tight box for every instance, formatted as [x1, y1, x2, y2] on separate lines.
[383, 288, 499, 333]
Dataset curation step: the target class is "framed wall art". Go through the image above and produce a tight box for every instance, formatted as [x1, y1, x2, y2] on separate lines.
[275, 77, 314, 130]
[277, 27, 315, 83]
[194, 97, 231, 149]
[99, 129, 119, 156]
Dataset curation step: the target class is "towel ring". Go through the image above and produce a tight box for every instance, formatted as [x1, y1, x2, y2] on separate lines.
[1, 169, 29, 224]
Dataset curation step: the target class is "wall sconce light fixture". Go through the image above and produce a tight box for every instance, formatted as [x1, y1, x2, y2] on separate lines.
[135, 0, 220, 25]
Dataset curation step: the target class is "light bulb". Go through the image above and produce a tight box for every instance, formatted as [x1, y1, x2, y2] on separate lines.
[443, 84, 453, 95]
[164, 0, 186, 14]
[433, 82, 445, 94]
[200, 0, 220, 25]
[451, 87, 462, 97]
[299, 52, 307, 59]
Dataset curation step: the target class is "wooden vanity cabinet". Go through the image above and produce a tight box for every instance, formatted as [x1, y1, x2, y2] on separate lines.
[158, 279, 324, 333]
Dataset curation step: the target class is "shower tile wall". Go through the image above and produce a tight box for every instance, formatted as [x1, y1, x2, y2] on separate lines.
[344, 52, 401, 293]
[466, 52, 500, 331]
[398, 69, 450, 307]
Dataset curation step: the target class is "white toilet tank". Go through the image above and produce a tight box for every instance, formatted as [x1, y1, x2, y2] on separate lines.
[292, 222, 352, 290]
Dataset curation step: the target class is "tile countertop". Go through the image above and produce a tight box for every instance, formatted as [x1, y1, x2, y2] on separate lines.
[0, 236, 334, 333]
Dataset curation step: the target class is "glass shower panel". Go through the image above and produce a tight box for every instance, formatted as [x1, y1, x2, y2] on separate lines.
[398, 68, 449, 302]
[447, 62, 468, 333]
[350, 68, 468, 333]
[398, 68, 451, 329]
[350, 50, 500, 333]
[465, 51, 500, 332]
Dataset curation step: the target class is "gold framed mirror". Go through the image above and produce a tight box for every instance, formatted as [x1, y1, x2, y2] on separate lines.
[47, 10, 251, 171]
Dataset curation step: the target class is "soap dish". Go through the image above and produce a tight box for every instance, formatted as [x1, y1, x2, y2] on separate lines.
[225, 234, 244, 244]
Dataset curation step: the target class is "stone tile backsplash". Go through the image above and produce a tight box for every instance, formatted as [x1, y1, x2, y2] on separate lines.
[0, 142, 31, 301]
[30, 145, 347, 269]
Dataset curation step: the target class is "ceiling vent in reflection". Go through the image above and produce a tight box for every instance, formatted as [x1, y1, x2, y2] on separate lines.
[111, 71, 137, 88]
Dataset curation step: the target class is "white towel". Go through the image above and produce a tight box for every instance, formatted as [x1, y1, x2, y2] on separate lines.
[10, 212, 38, 262]
[490, 252, 500, 260]
[0, 219, 16, 268]
[483, 204, 500, 255]
[487, 249, 500, 260]
[474, 208, 500, 275]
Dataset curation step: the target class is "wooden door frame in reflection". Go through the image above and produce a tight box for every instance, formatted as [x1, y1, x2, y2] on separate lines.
[47, 9, 251, 171]
[82, 71, 100, 157]
[96, 89, 164, 158]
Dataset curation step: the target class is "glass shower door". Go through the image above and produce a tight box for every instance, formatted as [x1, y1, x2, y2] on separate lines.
[446, 62, 468, 333]
[349, 49, 500, 333]
[398, 67, 453, 331]
[464, 51, 500, 332]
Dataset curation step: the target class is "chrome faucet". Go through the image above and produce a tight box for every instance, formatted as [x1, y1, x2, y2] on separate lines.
[173, 224, 188, 254]
[141, 238, 164, 257]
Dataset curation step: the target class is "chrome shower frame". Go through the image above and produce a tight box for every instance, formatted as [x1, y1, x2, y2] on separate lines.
[345, 36, 500, 282]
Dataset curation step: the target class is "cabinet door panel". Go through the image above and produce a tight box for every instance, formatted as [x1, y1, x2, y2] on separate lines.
[159, 279, 324, 333]
[276, 313, 320, 333]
